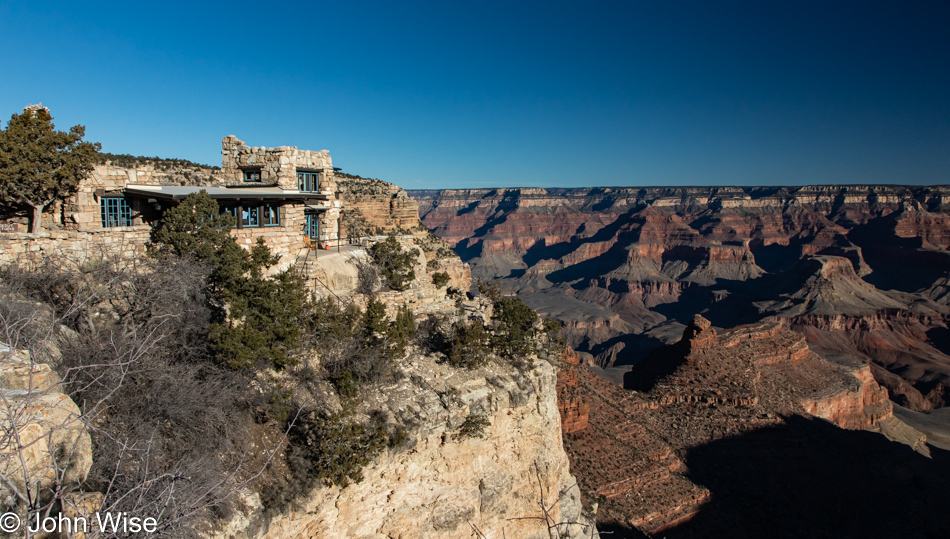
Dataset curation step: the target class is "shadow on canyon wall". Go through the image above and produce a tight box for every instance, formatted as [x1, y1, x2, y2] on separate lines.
[667, 415, 950, 539]
[595, 415, 950, 539]
[414, 186, 950, 398]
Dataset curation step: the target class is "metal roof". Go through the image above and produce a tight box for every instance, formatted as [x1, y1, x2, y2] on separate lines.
[123, 184, 329, 202]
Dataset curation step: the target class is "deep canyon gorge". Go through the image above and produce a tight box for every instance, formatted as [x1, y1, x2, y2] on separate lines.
[413, 184, 950, 536]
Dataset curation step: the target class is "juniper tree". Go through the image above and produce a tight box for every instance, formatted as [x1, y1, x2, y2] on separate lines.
[368, 236, 419, 291]
[0, 105, 101, 233]
[491, 296, 538, 359]
[151, 190, 249, 297]
[152, 191, 308, 371]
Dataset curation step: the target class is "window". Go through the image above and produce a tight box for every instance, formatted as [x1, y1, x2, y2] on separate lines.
[262, 204, 279, 226]
[101, 197, 132, 227]
[244, 169, 262, 182]
[241, 206, 259, 227]
[297, 171, 319, 192]
[220, 203, 279, 228]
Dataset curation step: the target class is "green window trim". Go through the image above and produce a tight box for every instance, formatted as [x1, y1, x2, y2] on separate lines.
[262, 205, 280, 226]
[220, 203, 279, 228]
[101, 197, 132, 227]
[297, 171, 320, 193]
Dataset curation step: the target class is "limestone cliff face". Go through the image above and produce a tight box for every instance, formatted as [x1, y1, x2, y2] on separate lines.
[411, 185, 950, 406]
[297, 233, 470, 316]
[222, 358, 596, 539]
[220, 210, 593, 537]
[0, 343, 92, 513]
[337, 175, 421, 233]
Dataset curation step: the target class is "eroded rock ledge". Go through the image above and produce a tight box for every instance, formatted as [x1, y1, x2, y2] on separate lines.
[562, 316, 935, 536]
[222, 355, 598, 539]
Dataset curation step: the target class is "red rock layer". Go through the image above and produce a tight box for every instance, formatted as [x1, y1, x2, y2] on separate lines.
[413, 185, 950, 402]
[556, 347, 590, 433]
[560, 315, 919, 536]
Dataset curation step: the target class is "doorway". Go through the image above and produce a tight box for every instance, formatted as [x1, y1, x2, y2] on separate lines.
[304, 213, 320, 242]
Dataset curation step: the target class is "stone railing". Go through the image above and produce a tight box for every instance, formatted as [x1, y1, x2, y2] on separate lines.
[0, 226, 152, 268]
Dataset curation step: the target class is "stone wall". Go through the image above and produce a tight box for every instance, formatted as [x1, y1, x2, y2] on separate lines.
[0, 227, 152, 268]
[1, 164, 222, 233]
[220, 135, 337, 194]
[220, 135, 343, 247]
[233, 204, 308, 273]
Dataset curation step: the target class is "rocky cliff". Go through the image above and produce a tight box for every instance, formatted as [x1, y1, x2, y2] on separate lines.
[561, 316, 944, 537]
[411, 185, 950, 408]
[217, 177, 595, 538]
[226, 356, 595, 539]
[338, 174, 421, 234]
[0, 342, 92, 528]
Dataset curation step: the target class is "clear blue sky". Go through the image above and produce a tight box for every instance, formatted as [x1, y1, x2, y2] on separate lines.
[2, 1, 948, 189]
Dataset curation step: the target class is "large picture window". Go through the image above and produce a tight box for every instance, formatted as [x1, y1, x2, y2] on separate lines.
[219, 203, 279, 228]
[297, 171, 319, 192]
[101, 197, 132, 227]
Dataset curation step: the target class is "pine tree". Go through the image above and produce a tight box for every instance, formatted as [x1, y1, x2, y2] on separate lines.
[0, 105, 100, 233]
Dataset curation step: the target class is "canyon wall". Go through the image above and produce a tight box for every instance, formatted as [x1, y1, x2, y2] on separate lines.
[337, 175, 421, 233]
[560, 316, 944, 537]
[222, 351, 595, 539]
[412, 185, 950, 407]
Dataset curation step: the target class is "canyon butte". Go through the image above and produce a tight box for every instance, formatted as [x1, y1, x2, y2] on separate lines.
[413, 185, 950, 537]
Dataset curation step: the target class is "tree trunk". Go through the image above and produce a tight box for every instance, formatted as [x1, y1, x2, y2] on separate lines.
[29, 204, 43, 234]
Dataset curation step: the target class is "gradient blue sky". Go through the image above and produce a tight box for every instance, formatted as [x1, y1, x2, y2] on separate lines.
[2, 1, 948, 188]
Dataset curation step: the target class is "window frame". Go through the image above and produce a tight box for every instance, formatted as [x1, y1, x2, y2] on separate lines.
[220, 203, 280, 228]
[243, 169, 262, 182]
[101, 197, 132, 228]
[304, 213, 320, 239]
[241, 206, 259, 227]
[297, 171, 320, 193]
[262, 204, 280, 227]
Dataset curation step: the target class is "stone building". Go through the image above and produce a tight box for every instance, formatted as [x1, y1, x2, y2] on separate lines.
[62, 135, 343, 254]
[0, 136, 346, 272]
[116, 135, 344, 260]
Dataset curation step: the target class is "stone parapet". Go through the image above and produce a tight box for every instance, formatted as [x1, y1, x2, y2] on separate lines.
[0, 227, 152, 268]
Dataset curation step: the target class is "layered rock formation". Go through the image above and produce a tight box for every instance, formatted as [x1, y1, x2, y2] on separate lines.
[557, 347, 590, 434]
[337, 174, 421, 233]
[412, 185, 950, 407]
[223, 354, 596, 539]
[562, 316, 945, 537]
